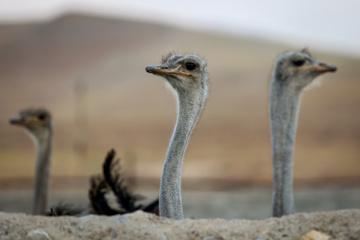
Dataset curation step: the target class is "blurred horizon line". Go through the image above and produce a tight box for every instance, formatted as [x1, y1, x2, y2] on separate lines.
[0, 1, 360, 59]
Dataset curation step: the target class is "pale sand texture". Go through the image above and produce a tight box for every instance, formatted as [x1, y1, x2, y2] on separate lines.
[0, 210, 359, 240]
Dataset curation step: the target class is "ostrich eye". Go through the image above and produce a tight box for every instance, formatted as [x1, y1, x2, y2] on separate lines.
[38, 114, 46, 121]
[185, 62, 197, 71]
[292, 59, 305, 66]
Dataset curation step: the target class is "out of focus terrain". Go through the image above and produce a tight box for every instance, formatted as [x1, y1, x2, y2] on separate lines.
[0, 14, 359, 218]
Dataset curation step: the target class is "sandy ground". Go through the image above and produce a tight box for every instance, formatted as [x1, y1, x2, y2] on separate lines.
[2, 210, 360, 240]
[1, 186, 359, 220]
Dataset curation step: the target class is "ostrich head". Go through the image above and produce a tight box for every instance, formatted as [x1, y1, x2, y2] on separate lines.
[273, 49, 337, 91]
[10, 108, 53, 141]
[145, 53, 208, 96]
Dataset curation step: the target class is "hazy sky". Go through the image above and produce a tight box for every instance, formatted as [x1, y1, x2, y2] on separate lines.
[1, 0, 359, 57]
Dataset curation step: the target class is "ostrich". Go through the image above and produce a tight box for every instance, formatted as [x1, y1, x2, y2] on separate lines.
[48, 149, 159, 216]
[10, 108, 158, 216]
[145, 53, 209, 219]
[10, 108, 53, 215]
[88, 149, 159, 216]
[270, 49, 337, 217]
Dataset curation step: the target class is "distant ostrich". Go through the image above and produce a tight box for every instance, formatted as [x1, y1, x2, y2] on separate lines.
[145, 53, 209, 219]
[10, 108, 53, 215]
[270, 49, 337, 217]
[10, 108, 158, 216]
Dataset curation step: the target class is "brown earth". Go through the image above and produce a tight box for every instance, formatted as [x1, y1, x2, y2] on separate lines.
[0, 13, 359, 186]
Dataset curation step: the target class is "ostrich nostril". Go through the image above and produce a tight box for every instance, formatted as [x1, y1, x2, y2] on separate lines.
[145, 65, 167, 73]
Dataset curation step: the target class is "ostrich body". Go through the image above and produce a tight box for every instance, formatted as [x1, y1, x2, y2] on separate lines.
[145, 53, 208, 219]
[270, 49, 337, 217]
[47, 149, 159, 217]
[10, 108, 53, 215]
[88, 149, 159, 216]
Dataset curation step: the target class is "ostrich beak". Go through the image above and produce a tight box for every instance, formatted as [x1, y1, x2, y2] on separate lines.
[9, 117, 25, 125]
[145, 65, 191, 77]
[317, 62, 337, 72]
[299, 62, 337, 72]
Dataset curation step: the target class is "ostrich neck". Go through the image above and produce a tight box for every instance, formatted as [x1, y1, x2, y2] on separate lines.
[33, 130, 52, 215]
[160, 90, 206, 219]
[270, 82, 301, 217]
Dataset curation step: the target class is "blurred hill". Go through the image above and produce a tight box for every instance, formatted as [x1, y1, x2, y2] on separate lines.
[0, 14, 359, 188]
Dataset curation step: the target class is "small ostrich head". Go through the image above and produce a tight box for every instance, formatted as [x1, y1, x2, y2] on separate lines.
[273, 49, 337, 91]
[145, 53, 208, 95]
[10, 108, 53, 141]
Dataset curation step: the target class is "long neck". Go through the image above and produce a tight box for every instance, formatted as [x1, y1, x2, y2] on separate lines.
[32, 130, 52, 215]
[159, 90, 206, 219]
[270, 80, 301, 217]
